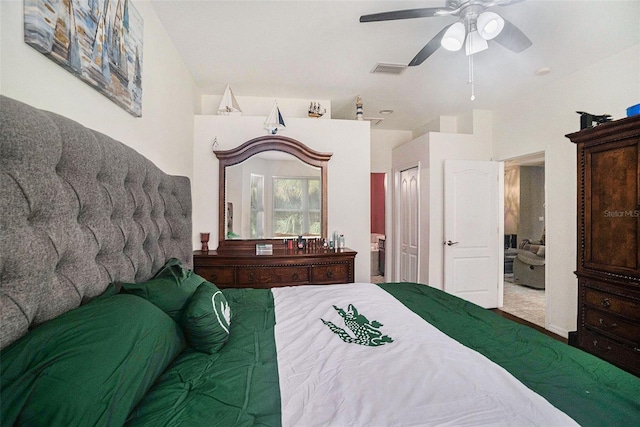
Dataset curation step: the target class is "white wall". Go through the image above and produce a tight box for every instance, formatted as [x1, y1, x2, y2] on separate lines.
[371, 129, 413, 173]
[193, 115, 371, 283]
[202, 95, 331, 119]
[0, 0, 198, 178]
[412, 115, 459, 139]
[492, 43, 640, 337]
[391, 111, 493, 287]
[391, 135, 431, 285]
[371, 129, 413, 275]
[427, 131, 493, 288]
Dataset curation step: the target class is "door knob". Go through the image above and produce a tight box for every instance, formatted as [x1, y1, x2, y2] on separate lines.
[444, 240, 459, 246]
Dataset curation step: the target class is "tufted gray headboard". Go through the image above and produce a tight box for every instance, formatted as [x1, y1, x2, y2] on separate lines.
[0, 95, 193, 350]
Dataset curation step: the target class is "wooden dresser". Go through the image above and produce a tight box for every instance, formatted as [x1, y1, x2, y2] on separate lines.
[193, 248, 357, 289]
[566, 115, 640, 376]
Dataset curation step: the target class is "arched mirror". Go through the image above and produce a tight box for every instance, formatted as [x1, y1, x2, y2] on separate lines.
[214, 135, 332, 251]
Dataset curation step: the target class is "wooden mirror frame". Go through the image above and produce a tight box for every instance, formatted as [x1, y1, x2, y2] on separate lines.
[214, 135, 332, 251]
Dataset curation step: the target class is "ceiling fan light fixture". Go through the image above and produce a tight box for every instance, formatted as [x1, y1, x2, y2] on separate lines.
[441, 22, 466, 51]
[477, 11, 504, 40]
[465, 30, 488, 56]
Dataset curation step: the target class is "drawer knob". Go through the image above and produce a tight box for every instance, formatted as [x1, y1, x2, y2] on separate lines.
[601, 298, 611, 308]
[248, 272, 255, 282]
[292, 273, 299, 281]
[592, 340, 612, 351]
[598, 318, 617, 328]
[326, 270, 334, 278]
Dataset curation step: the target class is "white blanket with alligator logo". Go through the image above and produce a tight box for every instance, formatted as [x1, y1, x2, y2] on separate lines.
[272, 283, 578, 427]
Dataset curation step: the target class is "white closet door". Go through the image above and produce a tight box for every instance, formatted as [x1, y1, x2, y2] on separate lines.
[399, 167, 419, 282]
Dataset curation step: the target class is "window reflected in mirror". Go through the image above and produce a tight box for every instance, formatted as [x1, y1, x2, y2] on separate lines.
[272, 176, 321, 237]
[225, 152, 321, 240]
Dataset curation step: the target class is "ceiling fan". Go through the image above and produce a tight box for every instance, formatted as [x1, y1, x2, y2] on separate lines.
[360, 0, 532, 67]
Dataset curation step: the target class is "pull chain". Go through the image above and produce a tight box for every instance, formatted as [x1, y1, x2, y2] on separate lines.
[468, 53, 476, 101]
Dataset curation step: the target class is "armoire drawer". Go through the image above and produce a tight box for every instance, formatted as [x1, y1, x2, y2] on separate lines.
[584, 308, 640, 344]
[579, 328, 640, 376]
[583, 285, 640, 322]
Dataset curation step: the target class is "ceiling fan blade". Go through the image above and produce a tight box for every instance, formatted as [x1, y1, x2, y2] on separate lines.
[360, 7, 444, 23]
[497, 0, 527, 6]
[408, 24, 451, 67]
[493, 18, 532, 53]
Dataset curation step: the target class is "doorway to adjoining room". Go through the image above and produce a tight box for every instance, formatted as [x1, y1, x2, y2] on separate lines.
[503, 153, 546, 328]
[371, 173, 386, 284]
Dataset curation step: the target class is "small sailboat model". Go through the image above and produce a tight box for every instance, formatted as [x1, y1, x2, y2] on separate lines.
[264, 101, 286, 134]
[217, 85, 242, 115]
[308, 102, 326, 118]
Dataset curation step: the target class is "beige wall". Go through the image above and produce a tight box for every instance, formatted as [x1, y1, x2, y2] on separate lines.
[504, 166, 520, 236]
[493, 43, 640, 337]
[519, 166, 545, 245]
[0, 0, 198, 178]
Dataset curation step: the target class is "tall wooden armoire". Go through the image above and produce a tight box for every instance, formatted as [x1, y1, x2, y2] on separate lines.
[566, 115, 640, 376]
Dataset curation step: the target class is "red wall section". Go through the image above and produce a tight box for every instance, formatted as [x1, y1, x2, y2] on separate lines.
[371, 173, 385, 234]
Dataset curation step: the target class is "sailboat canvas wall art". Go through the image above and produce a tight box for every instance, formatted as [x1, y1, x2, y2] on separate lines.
[24, 0, 144, 117]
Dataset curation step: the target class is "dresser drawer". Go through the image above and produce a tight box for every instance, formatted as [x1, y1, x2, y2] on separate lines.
[583, 286, 640, 322]
[579, 328, 640, 376]
[193, 249, 356, 288]
[237, 266, 310, 286]
[584, 308, 640, 344]
[311, 263, 350, 284]
[194, 266, 235, 286]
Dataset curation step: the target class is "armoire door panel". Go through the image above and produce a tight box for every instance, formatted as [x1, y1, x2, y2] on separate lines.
[583, 140, 639, 274]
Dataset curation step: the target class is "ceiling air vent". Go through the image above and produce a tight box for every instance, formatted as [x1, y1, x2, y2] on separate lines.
[371, 63, 407, 75]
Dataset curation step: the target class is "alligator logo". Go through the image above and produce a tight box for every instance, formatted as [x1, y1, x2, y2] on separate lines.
[212, 291, 231, 334]
[321, 304, 393, 347]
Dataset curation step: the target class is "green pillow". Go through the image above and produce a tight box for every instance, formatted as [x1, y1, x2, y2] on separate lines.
[153, 257, 190, 280]
[0, 294, 185, 426]
[121, 258, 206, 322]
[181, 281, 232, 354]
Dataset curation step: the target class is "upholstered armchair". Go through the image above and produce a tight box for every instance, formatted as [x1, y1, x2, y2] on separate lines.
[513, 239, 545, 289]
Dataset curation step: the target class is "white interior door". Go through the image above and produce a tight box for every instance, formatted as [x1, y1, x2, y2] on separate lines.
[444, 160, 502, 308]
[399, 167, 419, 282]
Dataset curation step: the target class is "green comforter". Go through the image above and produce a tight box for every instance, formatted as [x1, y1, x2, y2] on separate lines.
[126, 288, 281, 426]
[124, 283, 640, 426]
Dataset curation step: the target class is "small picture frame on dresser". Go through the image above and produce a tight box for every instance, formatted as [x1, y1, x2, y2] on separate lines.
[256, 244, 273, 255]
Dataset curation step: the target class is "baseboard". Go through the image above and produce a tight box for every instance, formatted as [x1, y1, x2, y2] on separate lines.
[546, 323, 570, 340]
[490, 308, 567, 343]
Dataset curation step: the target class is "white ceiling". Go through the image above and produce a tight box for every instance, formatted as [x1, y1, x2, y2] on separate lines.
[150, 0, 640, 131]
